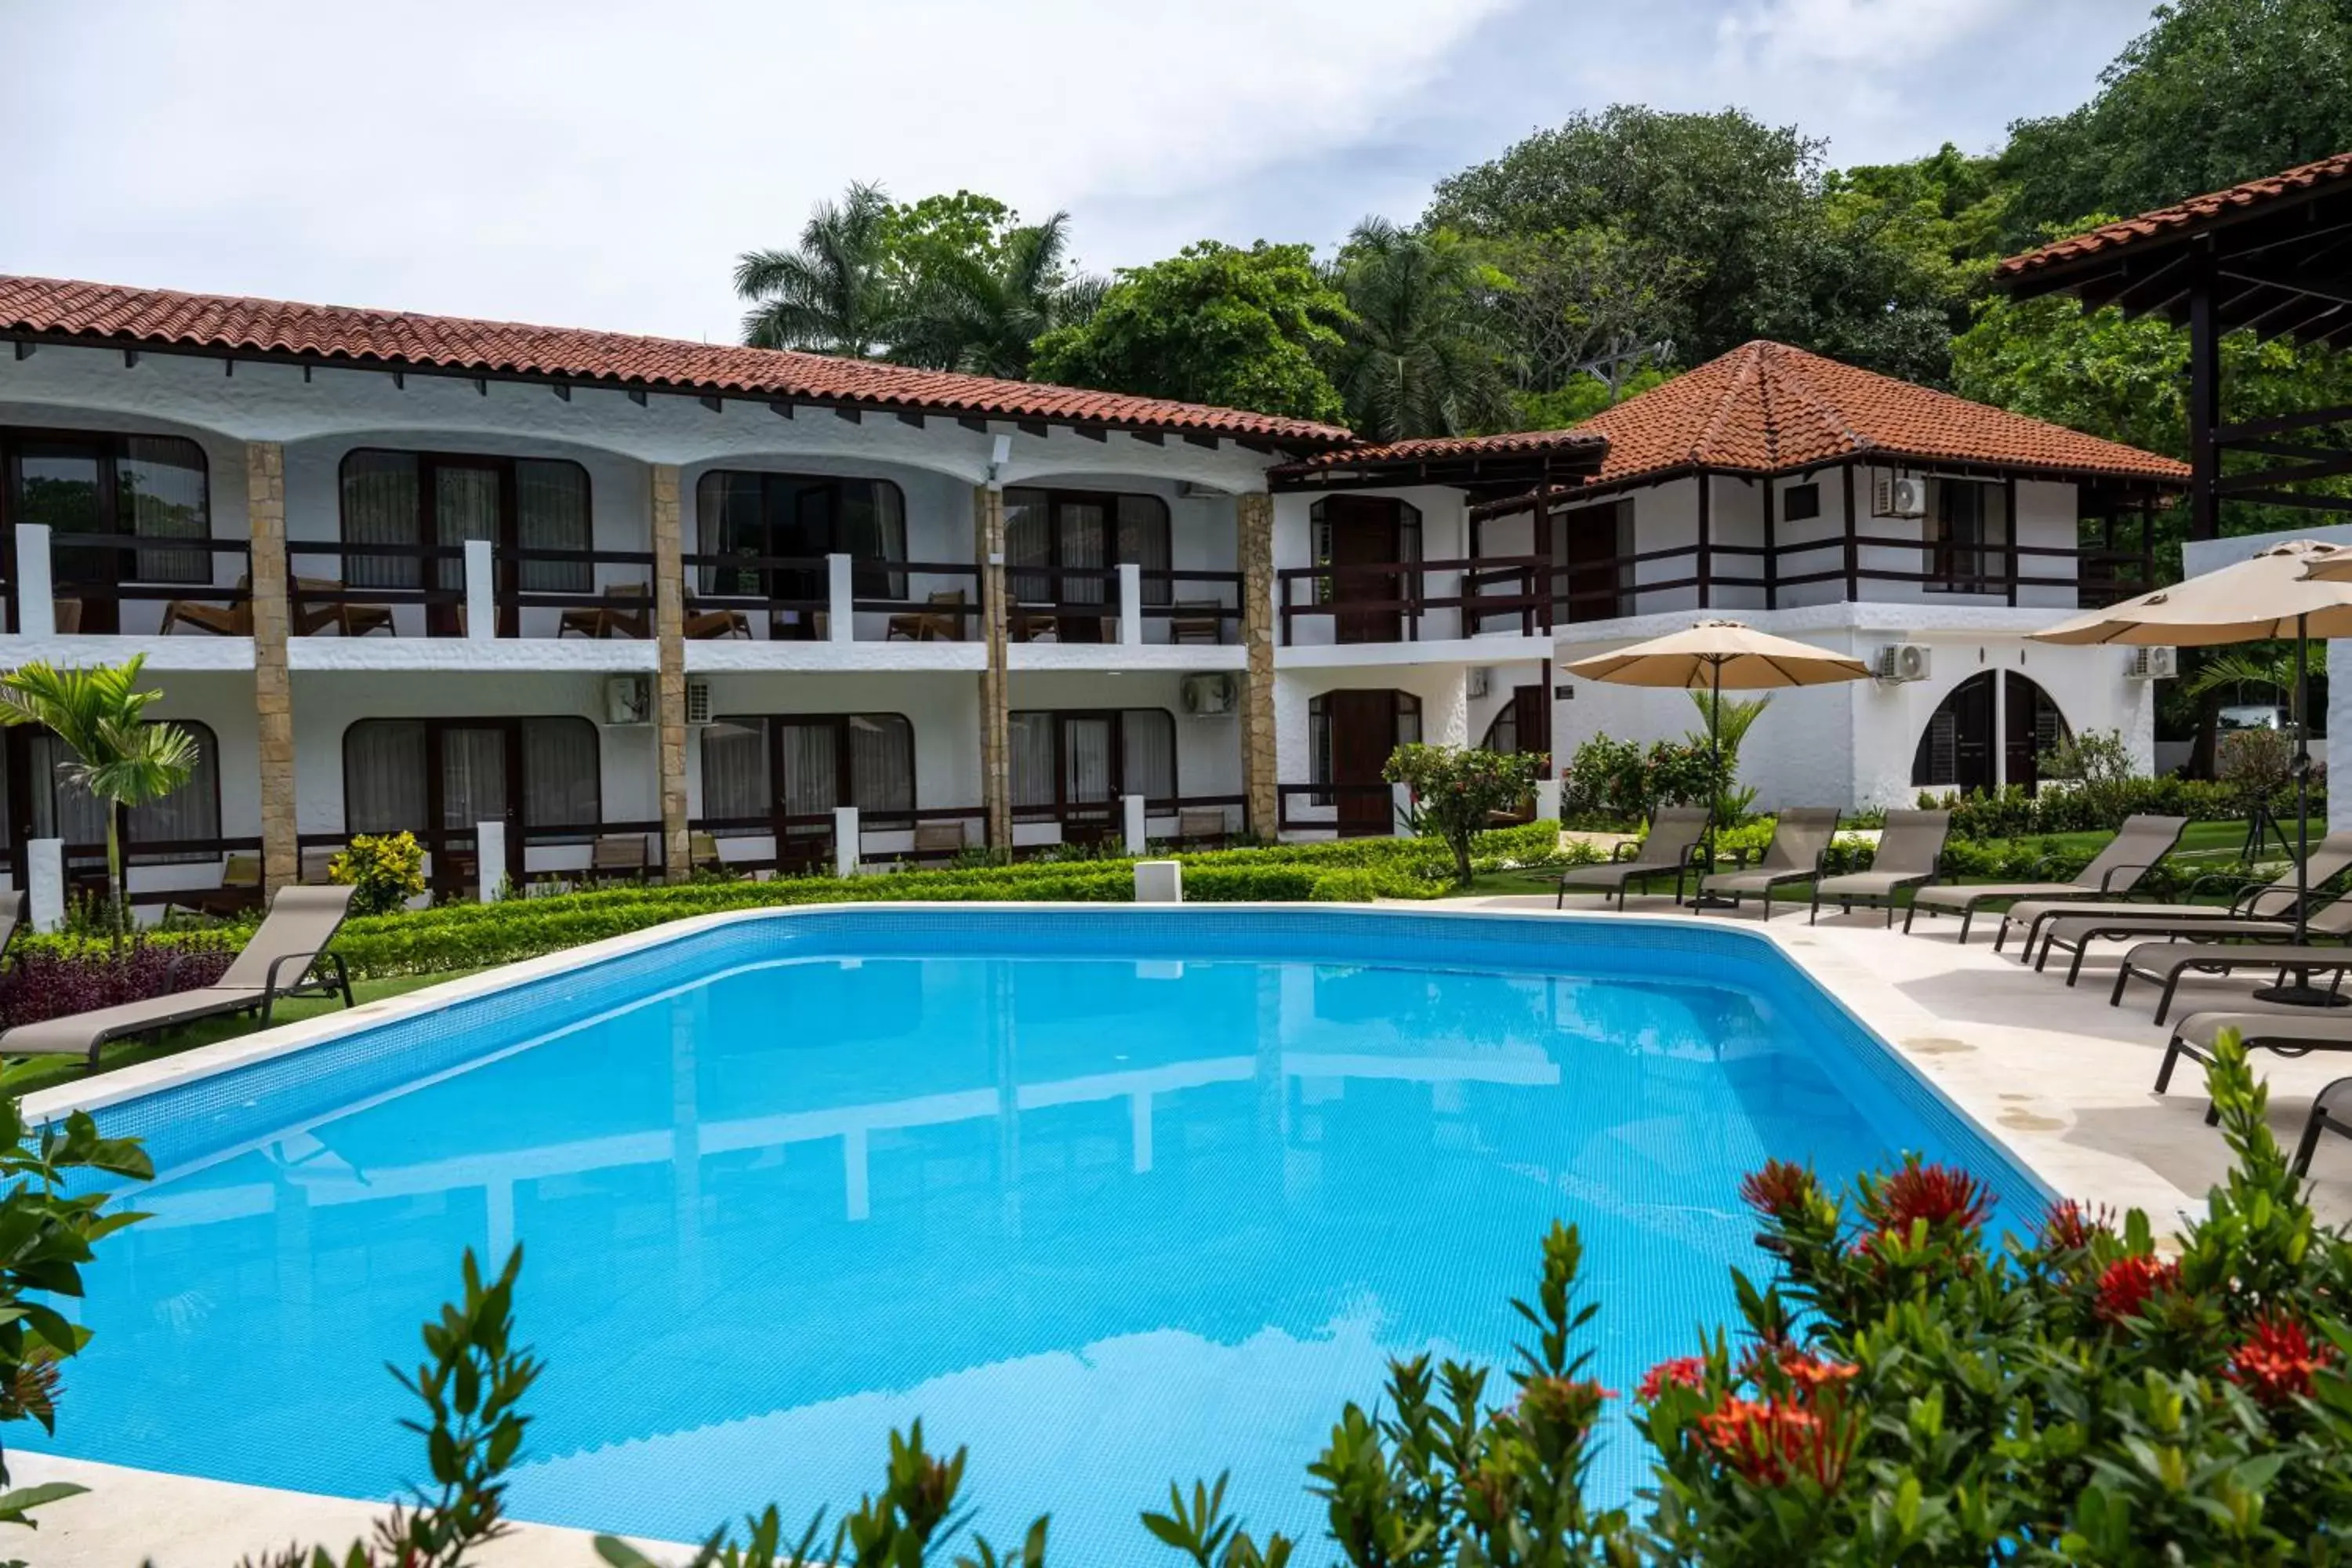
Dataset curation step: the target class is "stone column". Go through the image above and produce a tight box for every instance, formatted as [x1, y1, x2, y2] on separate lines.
[975, 485, 1012, 852]
[247, 441, 299, 893]
[1237, 491, 1278, 840]
[652, 464, 690, 881]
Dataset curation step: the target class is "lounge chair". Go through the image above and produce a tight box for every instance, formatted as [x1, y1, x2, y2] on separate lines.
[160, 575, 253, 636]
[1809, 810, 1951, 927]
[2292, 1074, 2352, 1175]
[684, 593, 751, 640]
[2034, 876, 2352, 988]
[559, 583, 651, 640]
[887, 590, 966, 643]
[1697, 808, 1841, 921]
[0, 884, 358, 1072]
[1998, 829, 2352, 958]
[2111, 934, 2352, 1023]
[1168, 601, 1225, 644]
[2154, 1010, 2352, 1131]
[1903, 814, 2187, 942]
[589, 833, 650, 883]
[172, 851, 264, 919]
[1556, 806, 1711, 911]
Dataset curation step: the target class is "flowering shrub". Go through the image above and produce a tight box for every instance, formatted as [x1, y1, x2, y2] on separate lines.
[1383, 743, 1551, 884]
[330, 831, 427, 917]
[1563, 733, 1726, 824]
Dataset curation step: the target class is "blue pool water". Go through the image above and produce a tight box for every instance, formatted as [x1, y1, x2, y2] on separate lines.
[34, 909, 2044, 1558]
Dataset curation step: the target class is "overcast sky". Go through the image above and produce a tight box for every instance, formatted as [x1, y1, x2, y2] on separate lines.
[2, 0, 2155, 344]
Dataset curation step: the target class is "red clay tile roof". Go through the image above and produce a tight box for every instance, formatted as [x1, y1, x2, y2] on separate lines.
[0, 274, 1356, 447]
[1266, 426, 1608, 476]
[1997, 151, 2352, 281]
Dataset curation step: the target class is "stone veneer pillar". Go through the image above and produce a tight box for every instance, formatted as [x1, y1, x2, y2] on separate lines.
[1236, 491, 1278, 840]
[246, 441, 299, 893]
[975, 485, 1013, 852]
[652, 465, 690, 881]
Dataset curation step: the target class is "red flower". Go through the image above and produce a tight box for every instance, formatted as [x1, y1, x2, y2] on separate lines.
[1637, 1356, 1706, 1402]
[1778, 1352, 1860, 1395]
[2093, 1253, 2179, 1323]
[1697, 1396, 1846, 1489]
[1740, 1160, 1818, 1223]
[1866, 1163, 1994, 1236]
[2040, 1198, 2113, 1250]
[2229, 1316, 2333, 1405]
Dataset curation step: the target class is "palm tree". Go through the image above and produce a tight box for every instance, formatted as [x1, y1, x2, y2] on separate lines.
[0, 656, 198, 945]
[1325, 218, 1514, 441]
[890, 212, 1105, 378]
[735, 181, 898, 356]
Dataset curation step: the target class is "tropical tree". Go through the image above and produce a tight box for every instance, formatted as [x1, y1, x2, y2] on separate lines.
[0, 657, 199, 944]
[1323, 219, 1513, 441]
[734, 180, 899, 357]
[1029, 241, 1352, 423]
[891, 210, 1105, 379]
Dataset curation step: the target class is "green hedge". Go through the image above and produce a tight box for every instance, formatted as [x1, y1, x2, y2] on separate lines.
[23, 823, 1579, 982]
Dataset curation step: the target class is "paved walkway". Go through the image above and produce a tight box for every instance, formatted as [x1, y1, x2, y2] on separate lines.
[1460, 890, 2352, 1229]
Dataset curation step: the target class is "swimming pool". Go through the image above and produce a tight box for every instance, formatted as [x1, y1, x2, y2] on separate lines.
[31, 906, 2045, 1557]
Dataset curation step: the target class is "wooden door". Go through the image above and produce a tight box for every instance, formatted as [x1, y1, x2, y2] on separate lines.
[1510, 683, 1552, 760]
[1059, 714, 1119, 841]
[1560, 503, 1624, 625]
[1329, 689, 1398, 835]
[1327, 496, 1403, 643]
[1948, 673, 1995, 795]
[2004, 672, 2042, 792]
[433, 720, 521, 896]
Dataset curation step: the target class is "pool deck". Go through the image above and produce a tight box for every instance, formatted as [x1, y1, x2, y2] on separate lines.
[21, 893, 2352, 1563]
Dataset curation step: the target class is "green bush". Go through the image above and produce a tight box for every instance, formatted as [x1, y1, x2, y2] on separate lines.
[1920, 776, 2305, 839]
[329, 831, 427, 917]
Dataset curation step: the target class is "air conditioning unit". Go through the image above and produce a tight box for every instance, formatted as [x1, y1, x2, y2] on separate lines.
[1887, 475, 1929, 518]
[603, 674, 652, 726]
[1181, 672, 1237, 717]
[2128, 645, 2179, 680]
[1465, 666, 1493, 700]
[1874, 644, 1932, 684]
[684, 677, 713, 725]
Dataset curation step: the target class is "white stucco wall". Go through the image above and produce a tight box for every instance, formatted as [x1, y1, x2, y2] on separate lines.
[1270, 485, 1474, 646]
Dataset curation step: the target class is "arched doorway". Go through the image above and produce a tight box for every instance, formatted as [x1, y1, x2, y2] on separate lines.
[1911, 671, 2071, 794]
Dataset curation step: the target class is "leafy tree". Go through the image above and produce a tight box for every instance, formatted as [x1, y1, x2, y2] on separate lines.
[0, 657, 198, 946]
[1508, 365, 1672, 434]
[2001, 0, 2352, 245]
[1383, 743, 1549, 884]
[1323, 219, 1512, 441]
[1468, 226, 1686, 403]
[890, 211, 1104, 380]
[735, 181, 899, 356]
[1029, 242, 1351, 423]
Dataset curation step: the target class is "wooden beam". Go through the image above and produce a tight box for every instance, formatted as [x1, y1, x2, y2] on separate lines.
[2188, 256, 2220, 541]
[1131, 430, 1165, 446]
[1018, 419, 1050, 439]
[627, 388, 648, 407]
[391, 368, 404, 390]
[2215, 449, 2352, 493]
[958, 416, 990, 434]
[1072, 425, 1107, 442]
[123, 349, 140, 368]
[699, 394, 723, 413]
[2218, 404, 2352, 442]
[1182, 433, 1219, 450]
[833, 406, 862, 425]
[2216, 488, 2352, 514]
[895, 410, 924, 429]
[768, 400, 795, 419]
[9, 342, 31, 361]
[551, 382, 571, 402]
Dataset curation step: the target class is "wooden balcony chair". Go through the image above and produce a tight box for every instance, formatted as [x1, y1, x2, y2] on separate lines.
[50, 598, 82, 633]
[1012, 606, 1060, 643]
[558, 583, 652, 640]
[913, 821, 967, 858]
[689, 830, 726, 874]
[299, 847, 341, 885]
[293, 577, 395, 637]
[172, 851, 265, 919]
[684, 591, 751, 640]
[1168, 601, 1225, 644]
[161, 575, 253, 637]
[886, 590, 965, 642]
[1178, 807, 1232, 848]
[589, 833, 650, 884]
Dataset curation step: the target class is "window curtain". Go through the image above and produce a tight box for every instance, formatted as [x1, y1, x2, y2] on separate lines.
[847, 715, 913, 815]
[1010, 711, 1056, 808]
[27, 733, 112, 847]
[840, 481, 909, 599]
[516, 461, 591, 593]
[342, 453, 422, 590]
[126, 723, 219, 858]
[438, 728, 507, 832]
[1397, 695, 1423, 748]
[434, 465, 502, 592]
[1062, 499, 1107, 608]
[1117, 496, 1171, 605]
[345, 721, 429, 833]
[778, 721, 840, 826]
[1062, 717, 1114, 804]
[1004, 490, 1052, 604]
[121, 437, 210, 585]
[699, 720, 770, 829]
[1120, 710, 1176, 800]
[698, 472, 768, 596]
[521, 719, 599, 833]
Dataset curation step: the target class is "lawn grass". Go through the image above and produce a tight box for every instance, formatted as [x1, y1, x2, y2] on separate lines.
[0, 968, 478, 1100]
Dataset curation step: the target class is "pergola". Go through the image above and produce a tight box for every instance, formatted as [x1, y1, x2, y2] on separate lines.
[1996, 151, 2352, 542]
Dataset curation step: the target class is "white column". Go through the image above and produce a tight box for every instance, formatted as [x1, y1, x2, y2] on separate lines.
[833, 805, 860, 877]
[1134, 860, 1183, 902]
[828, 553, 855, 643]
[475, 820, 506, 902]
[1534, 779, 1562, 822]
[1123, 793, 1148, 854]
[463, 539, 496, 641]
[27, 839, 63, 933]
[1392, 781, 1416, 837]
[1991, 668, 2009, 791]
[1120, 562, 1145, 647]
[13, 524, 53, 638]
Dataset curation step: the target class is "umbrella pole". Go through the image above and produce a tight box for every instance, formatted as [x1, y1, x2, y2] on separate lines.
[1691, 659, 1731, 909]
[2253, 614, 2341, 1007]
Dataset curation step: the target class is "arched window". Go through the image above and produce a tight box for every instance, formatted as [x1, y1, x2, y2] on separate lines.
[1001, 488, 1174, 641]
[343, 717, 602, 837]
[697, 713, 917, 835]
[1007, 710, 1180, 812]
[340, 450, 593, 599]
[695, 472, 909, 626]
[20, 720, 221, 864]
[1911, 672, 2071, 793]
[2, 429, 212, 632]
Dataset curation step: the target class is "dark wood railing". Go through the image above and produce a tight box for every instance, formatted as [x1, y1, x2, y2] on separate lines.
[1279, 556, 1548, 644]
[1276, 782, 1399, 837]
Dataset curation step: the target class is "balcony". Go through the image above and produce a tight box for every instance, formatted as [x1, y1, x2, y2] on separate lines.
[1276, 557, 1548, 647]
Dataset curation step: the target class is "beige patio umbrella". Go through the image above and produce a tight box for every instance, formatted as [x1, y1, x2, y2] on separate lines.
[1564, 619, 1871, 893]
[2031, 539, 2352, 1000]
